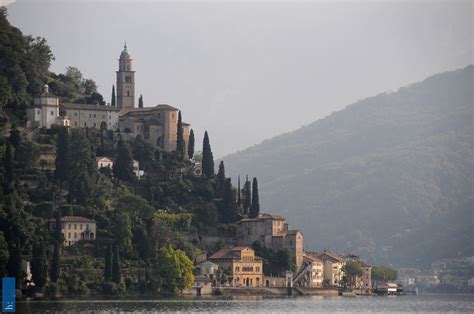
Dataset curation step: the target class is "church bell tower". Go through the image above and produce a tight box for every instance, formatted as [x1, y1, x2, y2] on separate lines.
[116, 43, 135, 108]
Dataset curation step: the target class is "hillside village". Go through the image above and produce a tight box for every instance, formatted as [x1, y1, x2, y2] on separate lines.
[0, 9, 404, 299]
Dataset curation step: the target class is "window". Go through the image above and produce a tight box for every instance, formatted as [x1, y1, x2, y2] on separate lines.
[68, 224, 71, 229]
[127, 91, 130, 96]
[75, 113, 78, 117]
[75, 122, 77, 126]
[68, 232, 71, 239]
[74, 224, 77, 230]
[103, 114, 105, 119]
[89, 114, 92, 118]
[94, 114, 96, 118]
[93, 123, 96, 127]
[37, 110, 41, 115]
[74, 233, 77, 239]
[84, 122, 87, 127]
[235, 266, 240, 272]
[80, 224, 83, 230]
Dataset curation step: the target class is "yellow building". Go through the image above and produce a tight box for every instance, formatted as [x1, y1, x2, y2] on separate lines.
[49, 216, 96, 246]
[209, 247, 263, 287]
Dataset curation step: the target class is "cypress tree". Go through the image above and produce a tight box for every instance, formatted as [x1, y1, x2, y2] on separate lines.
[55, 127, 70, 183]
[68, 130, 97, 205]
[111, 85, 116, 107]
[113, 140, 134, 182]
[216, 161, 226, 197]
[31, 242, 48, 289]
[242, 176, 251, 215]
[104, 241, 112, 282]
[8, 124, 21, 147]
[202, 131, 214, 177]
[176, 111, 185, 160]
[3, 141, 14, 194]
[7, 237, 21, 286]
[138, 94, 144, 108]
[112, 245, 121, 284]
[221, 178, 239, 223]
[188, 129, 195, 160]
[50, 207, 62, 282]
[237, 175, 241, 206]
[249, 177, 260, 218]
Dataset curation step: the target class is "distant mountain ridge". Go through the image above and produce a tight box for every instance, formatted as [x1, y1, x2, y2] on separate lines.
[222, 65, 474, 267]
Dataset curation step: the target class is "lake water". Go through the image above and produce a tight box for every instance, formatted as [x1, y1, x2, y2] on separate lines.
[17, 294, 474, 313]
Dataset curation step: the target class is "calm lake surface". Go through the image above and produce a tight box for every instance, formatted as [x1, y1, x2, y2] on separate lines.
[17, 294, 474, 313]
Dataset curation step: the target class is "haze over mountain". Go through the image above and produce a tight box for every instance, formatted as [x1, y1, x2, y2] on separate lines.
[5, 0, 472, 157]
[222, 66, 474, 268]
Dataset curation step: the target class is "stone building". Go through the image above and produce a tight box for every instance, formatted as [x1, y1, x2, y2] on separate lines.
[208, 247, 263, 287]
[61, 103, 120, 130]
[27, 84, 64, 129]
[236, 213, 304, 268]
[49, 216, 96, 247]
[118, 105, 190, 153]
[116, 44, 135, 109]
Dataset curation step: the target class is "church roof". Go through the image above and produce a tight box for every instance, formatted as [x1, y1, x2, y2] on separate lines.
[61, 103, 121, 111]
[120, 43, 131, 59]
[119, 104, 179, 116]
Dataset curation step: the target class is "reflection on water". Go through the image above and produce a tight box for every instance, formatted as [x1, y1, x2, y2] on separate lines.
[17, 294, 474, 313]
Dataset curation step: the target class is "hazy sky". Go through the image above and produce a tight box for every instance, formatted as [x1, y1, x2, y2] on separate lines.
[6, 0, 472, 157]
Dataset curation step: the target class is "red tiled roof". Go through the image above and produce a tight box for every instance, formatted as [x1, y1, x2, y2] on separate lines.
[49, 216, 95, 223]
[209, 247, 257, 260]
[239, 213, 286, 223]
[61, 103, 121, 111]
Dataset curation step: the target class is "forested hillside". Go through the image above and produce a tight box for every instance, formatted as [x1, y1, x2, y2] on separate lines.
[223, 65, 474, 268]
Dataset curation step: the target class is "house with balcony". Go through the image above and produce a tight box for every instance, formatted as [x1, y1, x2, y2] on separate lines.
[49, 216, 96, 246]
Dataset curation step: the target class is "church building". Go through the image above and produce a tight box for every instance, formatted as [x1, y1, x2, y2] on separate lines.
[27, 44, 190, 154]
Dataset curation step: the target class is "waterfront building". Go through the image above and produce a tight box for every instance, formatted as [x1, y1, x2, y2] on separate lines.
[307, 251, 345, 286]
[49, 216, 96, 246]
[197, 261, 219, 277]
[342, 253, 372, 289]
[208, 247, 263, 287]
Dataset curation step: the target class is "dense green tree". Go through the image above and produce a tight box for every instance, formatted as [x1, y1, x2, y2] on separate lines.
[68, 130, 97, 205]
[55, 127, 70, 183]
[113, 140, 134, 182]
[131, 135, 154, 170]
[112, 245, 121, 284]
[216, 161, 226, 197]
[372, 266, 397, 281]
[342, 261, 363, 288]
[31, 241, 48, 289]
[115, 194, 154, 229]
[0, 231, 9, 276]
[15, 139, 40, 170]
[111, 212, 133, 254]
[202, 131, 214, 177]
[249, 177, 260, 218]
[138, 94, 143, 108]
[104, 241, 112, 282]
[176, 111, 185, 160]
[152, 245, 194, 294]
[0, 7, 53, 119]
[187, 129, 195, 159]
[111, 85, 116, 107]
